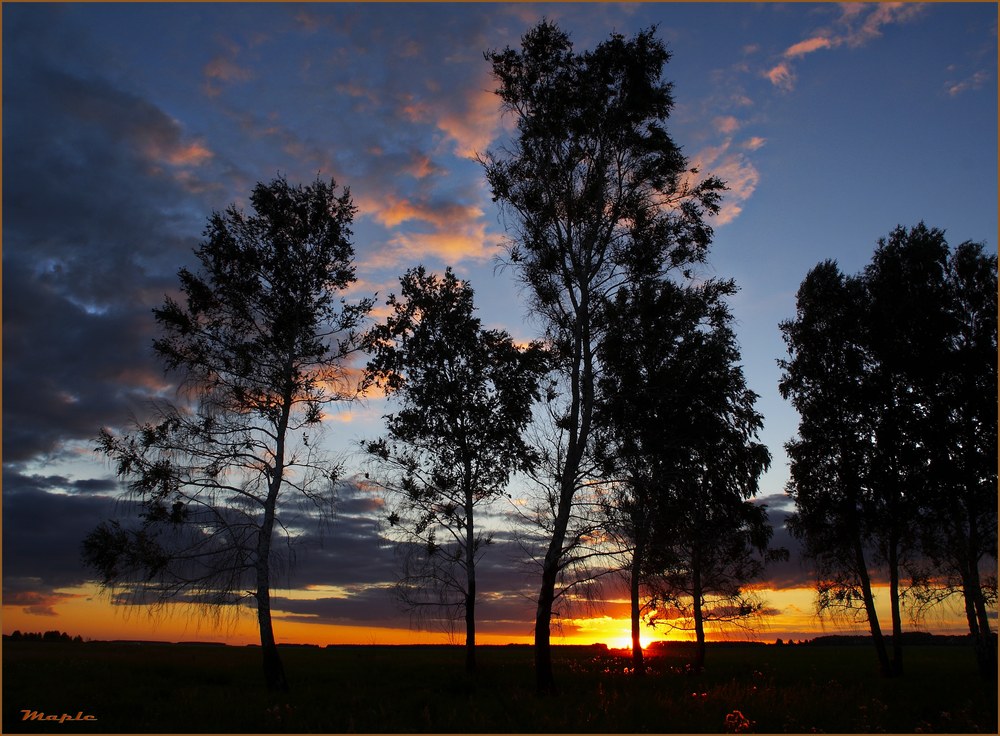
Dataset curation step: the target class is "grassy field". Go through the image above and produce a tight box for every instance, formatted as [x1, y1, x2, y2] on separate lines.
[3, 640, 996, 733]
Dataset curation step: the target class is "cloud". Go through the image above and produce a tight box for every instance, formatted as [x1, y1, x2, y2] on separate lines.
[784, 36, 835, 58]
[434, 86, 505, 160]
[713, 116, 741, 135]
[756, 509, 813, 590]
[3, 589, 85, 617]
[742, 136, 767, 151]
[147, 139, 214, 168]
[1, 12, 243, 467]
[353, 192, 499, 267]
[364, 197, 483, 230]
[2, 479, 123, 603]
[688, 139, 761, 226]
[365, 226, 500, 271]
[765, 4, 927, 91]
[764, 62, 796, 91]
[292, 9, 323, 34]
[203, 56, 254, 84]
[946, 69, 991, 96]
[843, 2, 926, 48]
[202, 37, 255, 97]
[397, 73, 504, 161]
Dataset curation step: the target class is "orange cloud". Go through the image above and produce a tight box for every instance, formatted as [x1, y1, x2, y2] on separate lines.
[353, 190, 496, 267]
[383, 225, 499, 265]
[686, 139, 760, 226]
[202, 50, 254, 98]
[766, 4, 926, 91]
[398, 79, 504, 160]
[162, 140, 213, 167]
[784, 36, 835, 58]
[946, 69, 991, 97]
[365, 196, 483, 230]
[435, 86, 503, 160]
[765, 62, 795, 91]
[846, 2, 926, 47]
[714, 116, 741, 135]
[203, 56, 253, 83]
[742, 136, 767, 151]
[404, 154, 442, 180]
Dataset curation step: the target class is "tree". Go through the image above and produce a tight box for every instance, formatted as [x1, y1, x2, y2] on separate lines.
[862, 223, 955, 676]
[481, 20, 724, 694]
[362, 267, 546, 675]
[598, 278, 775, 672]
[911, 238, 998, 679]
[82, 176, 372, 691]
[780, 223, 998, 678]
[779, 260, 894, 676]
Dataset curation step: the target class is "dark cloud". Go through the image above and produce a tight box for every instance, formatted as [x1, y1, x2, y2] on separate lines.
[2, 472, 118, 498]
[2, 11, 230, 465]
[2, 259, 168, 463]
[754, 491, 795, 510]
[1, 478, 120, 598]
[2, 589, 85, 618]
[758, 507, 814, 589]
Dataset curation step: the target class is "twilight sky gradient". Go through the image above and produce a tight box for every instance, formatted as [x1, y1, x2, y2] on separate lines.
[3, 2, 997, 647]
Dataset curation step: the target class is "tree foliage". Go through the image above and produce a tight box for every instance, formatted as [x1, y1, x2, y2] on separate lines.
[481, 20, 724, 694]
[83, 176, 373, 691]
[597, 278, 776, 672]
[779, 223, 997, 678]
[362, 266, 546, 674]
[913, 238, 998, 679]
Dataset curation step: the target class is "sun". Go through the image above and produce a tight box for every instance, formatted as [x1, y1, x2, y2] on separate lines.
[608, 629, 653, 651]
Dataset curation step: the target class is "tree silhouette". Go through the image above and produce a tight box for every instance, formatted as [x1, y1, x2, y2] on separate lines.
[362, 266, 546, 675]
[780, 223, 997, 678]
[780, 260, 894, 676]
[481, 20, 723, 694]
[908, 237, 998, 679]
[598, 278, 776, 672]
[862, 223, 956, 676]
[82, 176, 372, 691]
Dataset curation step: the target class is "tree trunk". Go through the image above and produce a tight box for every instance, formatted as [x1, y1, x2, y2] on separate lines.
[630, 540, 645, 675]
[535, 470, 582, 694]
[465, 587, 476, 675]
[962, 571, 981, 638]
[254, 383, 291, 692]
[535, 287, 593, 696]
[465, 485, 477, 676]
[257, 496, 289, 692]
[534, 559, 559, 694]
[888, 539, 904, 676]
[692, 553, 706, 672]
[256, 580, 289, 692]
[854, 536, 892, 677]
[966, 562, 996, 680]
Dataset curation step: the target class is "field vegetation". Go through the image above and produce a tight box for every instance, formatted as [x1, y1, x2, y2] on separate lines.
[3, 639, 996, 733]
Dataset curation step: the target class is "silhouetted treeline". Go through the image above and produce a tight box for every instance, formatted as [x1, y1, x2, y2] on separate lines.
[780, 223, 997, 679]
[806, 633, 998, 647]
[5, 630, 83, 642]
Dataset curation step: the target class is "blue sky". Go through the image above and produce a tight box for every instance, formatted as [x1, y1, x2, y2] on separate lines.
[3, 2, 996, 643]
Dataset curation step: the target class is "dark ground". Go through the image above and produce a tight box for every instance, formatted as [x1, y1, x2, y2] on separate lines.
[3, 639, 996, 733]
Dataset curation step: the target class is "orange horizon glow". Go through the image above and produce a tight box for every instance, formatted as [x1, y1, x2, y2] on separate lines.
[3, 582, 978, 649]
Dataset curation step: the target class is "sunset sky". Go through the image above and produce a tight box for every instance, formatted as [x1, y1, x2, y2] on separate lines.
[3, 2, 997, 649]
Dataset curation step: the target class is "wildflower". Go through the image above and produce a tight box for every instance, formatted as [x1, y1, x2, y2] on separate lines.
[724, 709, 755, 734]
